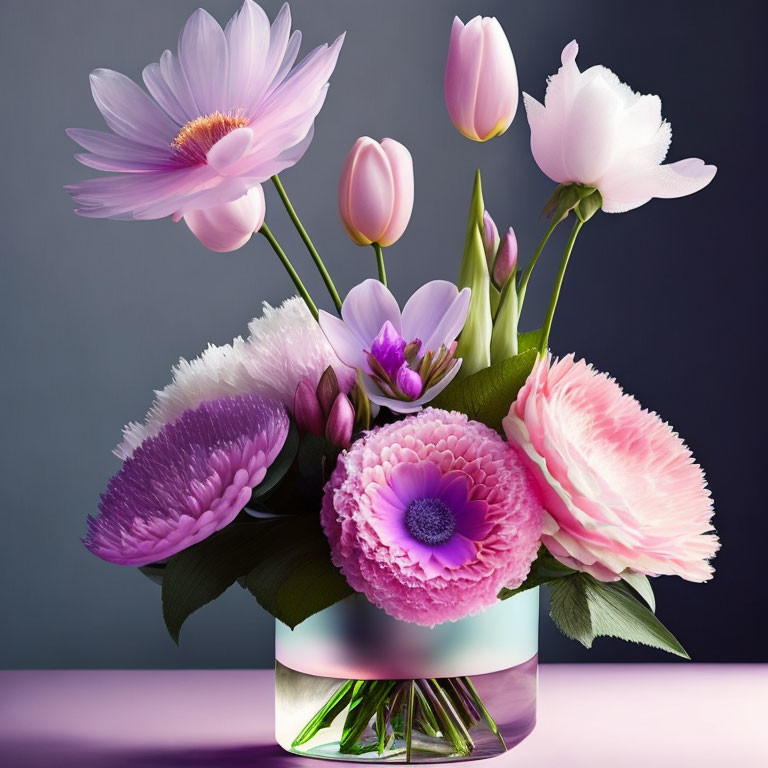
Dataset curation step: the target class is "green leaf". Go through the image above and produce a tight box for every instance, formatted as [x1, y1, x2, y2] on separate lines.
[548, 574, 594, 646]
[162, 520, 283, 643]
[549, 573, 689, 658]
[138, 563, 165, 586]
[297, 432, 341, 484]
[517, 329, 543, 354]
[249, 421, 299, 501]
[431, 348, 538, 432]
[245, 514, 354, 629]
[621, 571, 656, 612]
[498, 547, 575, 600]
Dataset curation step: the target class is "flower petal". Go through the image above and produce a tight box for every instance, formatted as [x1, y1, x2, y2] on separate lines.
[430, 534, 477, 569]
[89, 69, 179, 147]
[346, 137, 395, 244]
[341, 278, 402, 345]
[388, 461, 442, 505]
[225, 0, 271, 109]
[378, 139, 414, 246]
[318, 310, 369, 370]
[178, 8, 229, 115]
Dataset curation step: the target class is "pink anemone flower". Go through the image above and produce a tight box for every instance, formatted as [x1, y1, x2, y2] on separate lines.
[65, 1, 343, 250]
[319, 279, 471, 413]
[322, 408, 543, 625]
[504, 355, 719, 582]
[84, 394, 289, 566]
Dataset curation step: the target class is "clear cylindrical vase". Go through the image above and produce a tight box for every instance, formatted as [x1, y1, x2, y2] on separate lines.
[275, 589, 538, 762]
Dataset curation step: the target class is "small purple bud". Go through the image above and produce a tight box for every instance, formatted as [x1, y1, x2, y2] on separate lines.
[482, 210, 500, 270]
[396, 364, 423, 400]
[493, 227, 518, 287]
[316, 366, 340, 419]
[370, 320, 407, 379]
[325, 393, 355, 447]
[293, 378, 324, 436]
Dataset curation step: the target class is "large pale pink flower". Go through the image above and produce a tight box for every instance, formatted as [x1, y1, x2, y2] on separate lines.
[523, 41, 716, 213]
[65, 1, 343, 248]
[322, 409, 543, 625]
[503, 355, 719, 582]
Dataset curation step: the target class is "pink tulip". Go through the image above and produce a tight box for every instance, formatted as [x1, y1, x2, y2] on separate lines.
[444, 16, 519, 142]
[482, 210, 500, 270]
[338, 137, 414, 247]
[523, 41, 717, 213]
[184, 185, 265, 252]
[293, 377, 324, 437]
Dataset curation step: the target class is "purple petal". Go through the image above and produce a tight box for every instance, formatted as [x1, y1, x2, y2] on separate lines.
[396, 365, 423, 399]
[341, 279, 402, 347]
[388, 461, 442, 506]
[366, 359, 463, 413]
[318, 310, 369, 370]
[178, 9, 229, 115]
[435, 471, 472, 510]
[266, 29, 302, 97]
[401, 280, 459, 346]
[453, 500, 494, 541]
[422, 287, 471, 353]
[142, 62, 188, 126]
[225, 0, 271, 109]
[89, 69, 179, 147]
[430, 534, 478, 569]
[159, 49, 200, 122]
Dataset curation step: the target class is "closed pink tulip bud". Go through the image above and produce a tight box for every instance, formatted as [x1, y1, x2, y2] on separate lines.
[482, 210, 500, 270]
[183, 185, 265, 253]
[338, 137, 414, 247]
[444, 16, 519, 142]
[325, 393, 355, 447]
[493, 227, 518, 287]
[293, 378, 324, 437]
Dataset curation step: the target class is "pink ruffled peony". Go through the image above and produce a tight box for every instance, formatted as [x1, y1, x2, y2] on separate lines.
[503, 355, 719, 582]
[322, 408, 543, 625]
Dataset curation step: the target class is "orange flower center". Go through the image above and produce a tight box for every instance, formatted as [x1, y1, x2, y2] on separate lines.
[171, 111, 250, 166]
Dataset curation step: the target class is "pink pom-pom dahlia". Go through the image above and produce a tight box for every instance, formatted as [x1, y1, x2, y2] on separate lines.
[503, 355, 719, 582]
[322, 409, 543, 625]
[85, 394, 289, 566]
[65, 1, 343, 232]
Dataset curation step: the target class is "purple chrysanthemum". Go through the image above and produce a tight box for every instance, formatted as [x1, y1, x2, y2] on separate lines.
[321, 408, 544, 625]
[85, 394, 289, 566]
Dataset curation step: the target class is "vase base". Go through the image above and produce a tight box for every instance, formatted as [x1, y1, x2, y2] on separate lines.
[275, 655, 537, 763]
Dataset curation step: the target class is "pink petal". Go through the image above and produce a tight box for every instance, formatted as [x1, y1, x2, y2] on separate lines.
[401, 280, 459, 345]
[142, 62, 188, 126]
[318, 311, 369, 370]
[431, 534, 477, 569]
[158, 49, 200, 122]
[562, 73, 621, 183]
[473, 17, 518, 139]
[89, 69, 178, 148]
[183, 186, 265, 253]
[444, 16, 483, 139]
[378, 139, 414, 246]
[178, 9, 229, 115]
[341, 279, 402, 345]
[225, 0, 271, 109]
[346, 138, 395, 244]
[388, 461, 442, 505]
[207, 127, 256, 175]
[523, 94, 568, 183]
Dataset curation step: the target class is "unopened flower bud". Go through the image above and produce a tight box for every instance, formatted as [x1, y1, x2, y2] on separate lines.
[293, 378, 323, 436]
[482, 210, 500, 271]
[396, 364, 423, 400]
[492, 227, 518, 288]
[316, 366, 340, 419]
[325, 393, 355, 447]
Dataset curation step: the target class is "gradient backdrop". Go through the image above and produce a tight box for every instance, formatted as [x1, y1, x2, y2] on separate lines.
[1, 0, 763, 668]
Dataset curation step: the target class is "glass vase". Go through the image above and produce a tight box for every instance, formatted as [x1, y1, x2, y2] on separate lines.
[274, 588, 538, 762]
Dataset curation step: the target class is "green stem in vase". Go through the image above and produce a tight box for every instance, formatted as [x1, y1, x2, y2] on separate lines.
[461, 676, 508, 750]
[405, 680, 416, 763]
[259, 223, 319, 321]
[291, 678, 355, 748]
[271, 174, 343, 313]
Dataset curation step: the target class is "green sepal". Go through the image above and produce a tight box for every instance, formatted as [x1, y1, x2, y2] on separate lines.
[249, 421, 299, 502]
[542, 183, 600, 224]
[455, 170, 492, 378]
[490, 272, 519, 364]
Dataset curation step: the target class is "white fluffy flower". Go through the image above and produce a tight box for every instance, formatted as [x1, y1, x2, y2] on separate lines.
[116, 297, 354, 459]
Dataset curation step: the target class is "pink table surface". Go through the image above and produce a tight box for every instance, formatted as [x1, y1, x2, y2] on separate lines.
[1, 666, 766, 767]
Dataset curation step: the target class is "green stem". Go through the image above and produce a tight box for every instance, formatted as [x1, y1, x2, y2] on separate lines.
[271, 175, 343, 313]
[372, 242, 387, 286]
[259, 223, 319, 322]
[539, 218, 584, 355]
[461, 676, 507, 750]
[516, 216, 560, 319]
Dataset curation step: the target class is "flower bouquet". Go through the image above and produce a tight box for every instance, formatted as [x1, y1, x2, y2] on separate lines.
[70, 2, 718, 763]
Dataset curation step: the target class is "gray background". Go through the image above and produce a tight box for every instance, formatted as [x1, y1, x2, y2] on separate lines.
[1, 0, 763, 669]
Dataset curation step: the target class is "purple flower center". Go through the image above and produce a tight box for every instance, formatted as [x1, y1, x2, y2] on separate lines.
[405, 497, 456, 546]
[367, 321, 424, 401]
